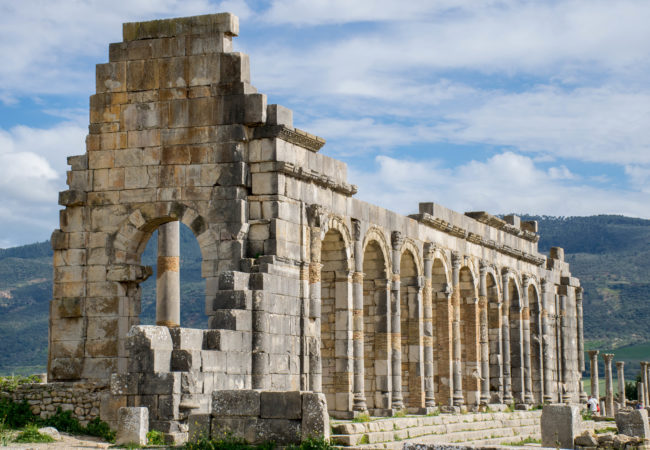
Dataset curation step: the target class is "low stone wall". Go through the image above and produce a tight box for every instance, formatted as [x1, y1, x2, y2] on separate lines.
[0, 381, 108, 426]
[198, 390, 329, 445]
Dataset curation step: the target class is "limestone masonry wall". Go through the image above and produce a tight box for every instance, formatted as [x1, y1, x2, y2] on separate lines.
[1, 381, 107, 425]
[46, 11, 587, 440]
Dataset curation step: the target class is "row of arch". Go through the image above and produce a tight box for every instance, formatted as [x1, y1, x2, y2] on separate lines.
[314, 218, 558, 413]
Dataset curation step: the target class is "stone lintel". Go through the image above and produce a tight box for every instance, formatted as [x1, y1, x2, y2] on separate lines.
[123, 13, 239, 42]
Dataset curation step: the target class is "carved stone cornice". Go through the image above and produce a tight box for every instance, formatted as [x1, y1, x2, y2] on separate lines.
[408, 212, 545, 266]
[277, 162, 357, 196]
[252, 125, 325, 152]
[464, 211, 540, 243]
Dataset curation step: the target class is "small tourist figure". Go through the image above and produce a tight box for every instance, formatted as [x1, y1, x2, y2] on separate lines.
[587, 395, 599, 416]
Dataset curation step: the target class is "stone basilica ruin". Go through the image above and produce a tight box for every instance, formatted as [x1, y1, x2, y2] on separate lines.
[44, 12, 586, 443]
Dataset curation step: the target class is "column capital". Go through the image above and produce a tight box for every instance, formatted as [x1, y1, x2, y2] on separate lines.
[588, 349, 600, 358]
[479, 259, 489, 274]
[306, 203, 326, 227]
[522, 273, 531, 286]
[602, 353, 615, 363]
[423, 242, 438, 260]
[391, 230, 403, 250]
[451, 251, 462, 268]
[351, 218, 361, 241]
[616, 361, 625, 368]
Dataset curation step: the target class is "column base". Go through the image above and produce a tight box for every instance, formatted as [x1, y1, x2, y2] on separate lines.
[156, 320, 179, 327]
[440, 405, 461, 414]
[580, 391, 588, 403]
[407, 407, 438, 415]
[369, 408, 397, 417]
[515, 403, 531, 410]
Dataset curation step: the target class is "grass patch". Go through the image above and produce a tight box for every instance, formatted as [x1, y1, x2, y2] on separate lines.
[393, 409, 407, 418]
[595, 427, 617, 434]
[504, 437, 542, 446]
[352, 413, 372, 423]
[358, 434, 369, 445]
[13, 424, 55, 443]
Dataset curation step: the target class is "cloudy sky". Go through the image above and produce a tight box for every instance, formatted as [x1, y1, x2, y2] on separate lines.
[1, 0, 649, 248]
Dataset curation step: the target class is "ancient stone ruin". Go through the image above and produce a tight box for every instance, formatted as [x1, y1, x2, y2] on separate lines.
[41, 12, 587, 443]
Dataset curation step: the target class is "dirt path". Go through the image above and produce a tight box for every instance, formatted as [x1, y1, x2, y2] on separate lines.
[2, 431, 111, 449]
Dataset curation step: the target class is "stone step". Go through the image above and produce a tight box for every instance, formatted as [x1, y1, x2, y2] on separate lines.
[331, 411, 543, 449]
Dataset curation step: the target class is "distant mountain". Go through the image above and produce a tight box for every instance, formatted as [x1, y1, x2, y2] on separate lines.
[524, 215, 650, 349]
[1, 215, 648, 375]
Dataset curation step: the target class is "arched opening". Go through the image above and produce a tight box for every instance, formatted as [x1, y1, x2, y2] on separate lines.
[363, 240, 389, 411]
[320, 228, 352, 412]
[508, 279, 524, 403]
[400, 250, 421, 408]
[460, 267, 479, 406]
[487, 272, 502, 402]
[139, 221, 206, 327]
[528, 284, 542, 403]
[432, 258, 452, 405]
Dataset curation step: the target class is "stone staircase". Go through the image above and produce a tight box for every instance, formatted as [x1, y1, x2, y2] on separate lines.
[331, 410, 544, 449]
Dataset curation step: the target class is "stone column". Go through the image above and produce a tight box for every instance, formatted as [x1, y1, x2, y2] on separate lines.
[479, 261, 490, 405]
[576, 288, 588, 403]
[588, 350, 600, 401]
[502, 271, 513, 404]
[351, 220, 367, 412]
[308, 224, 322, 393]
[521, 276, 534, 404]
[423, 244, 435, 408]
[559, 292, 570, 404]
[451, 252, 464, 407]
[156, 221, 180, 327]
[541, 280, 553, 403]
[641, 361, 650, 407]
[616, 361, 625, 408]
[352, 229, 368, 412]
[390, 231, 404, 410]
[603, 353, 615, 417]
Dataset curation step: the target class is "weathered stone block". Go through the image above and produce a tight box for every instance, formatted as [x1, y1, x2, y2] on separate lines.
[116, 407, 148, 446]
[212, 390, 260, 417]
[616, 408, 650, 438]
[169, 327, 205, 350]
[171, 349, 202, 372]
[266, 104, 293, 128]
[541, 404, 581, 449]
[301, 393, 330, 440]
[188, 413, 211, 442]
[260, 391, 301, 419]
[59, 190, 87, 207]
[139, 372, 181, 395]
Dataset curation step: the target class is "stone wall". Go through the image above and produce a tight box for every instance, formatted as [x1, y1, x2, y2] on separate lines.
[46, 11, 587, 432]
[0, 381, 107, 426]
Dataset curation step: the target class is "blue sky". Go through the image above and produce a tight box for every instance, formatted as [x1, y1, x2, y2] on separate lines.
[1, 0, 650, 247]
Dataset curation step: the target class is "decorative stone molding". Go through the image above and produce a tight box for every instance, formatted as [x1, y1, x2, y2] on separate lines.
[277, 161, 357, 196]
[252, 125, 326, 152]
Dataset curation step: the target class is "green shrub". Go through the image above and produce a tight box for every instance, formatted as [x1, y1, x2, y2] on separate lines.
[13, 424, 55, 443]
[0, 398, 33, 428]
[147, 429, 165, 445]
[40, 408, 83, 434]
[287, 436, 333, 450]
[85, 416, 116, 442]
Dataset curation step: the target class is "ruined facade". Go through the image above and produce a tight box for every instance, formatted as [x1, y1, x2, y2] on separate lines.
[49, 12, 586, 426]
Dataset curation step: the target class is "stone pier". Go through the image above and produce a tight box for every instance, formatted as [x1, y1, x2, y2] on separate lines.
[588, 350, 600, 401]
[603, 353, 614, 416]
[616, 361, 625, 408]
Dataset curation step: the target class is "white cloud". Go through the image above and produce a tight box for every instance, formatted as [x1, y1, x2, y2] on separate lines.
[0, 122, 86, 247]
[350, 152, 650, 219]
[0, 0, 249, 101]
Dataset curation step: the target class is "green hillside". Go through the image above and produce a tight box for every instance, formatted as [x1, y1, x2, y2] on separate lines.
[1, 215, 649, 375]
